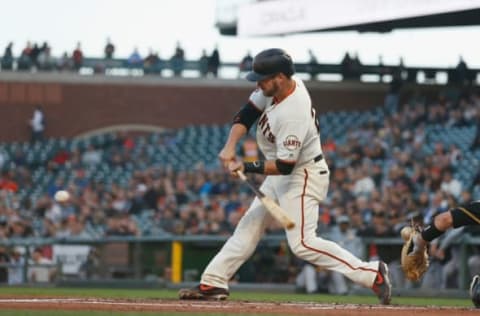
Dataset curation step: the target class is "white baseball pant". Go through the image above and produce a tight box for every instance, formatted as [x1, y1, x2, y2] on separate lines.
[201, 159, 379, 289]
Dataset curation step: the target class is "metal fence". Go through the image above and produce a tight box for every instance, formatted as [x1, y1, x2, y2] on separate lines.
[1, 234, 479, 290]
[1, 56, 479, 84]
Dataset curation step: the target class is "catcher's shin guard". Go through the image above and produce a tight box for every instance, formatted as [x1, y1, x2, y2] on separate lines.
[470, 275, 480, 308]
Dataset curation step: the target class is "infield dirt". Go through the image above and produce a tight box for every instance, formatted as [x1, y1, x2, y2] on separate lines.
[0, 298, 478, 315]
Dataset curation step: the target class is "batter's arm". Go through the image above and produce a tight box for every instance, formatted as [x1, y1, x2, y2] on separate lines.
[228, 159, 295, 177]
[219, 123, 247, 168]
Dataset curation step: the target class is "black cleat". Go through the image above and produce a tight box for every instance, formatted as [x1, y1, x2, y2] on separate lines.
[372, 261, 392, 305]
[178, 284, 229, 301]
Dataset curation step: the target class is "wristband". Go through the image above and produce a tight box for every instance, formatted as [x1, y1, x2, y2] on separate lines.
[243, 161, 265, 174]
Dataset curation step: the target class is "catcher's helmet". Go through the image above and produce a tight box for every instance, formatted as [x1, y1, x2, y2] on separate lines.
[246, 48, 295, 82]
[470, 275, 480, 308]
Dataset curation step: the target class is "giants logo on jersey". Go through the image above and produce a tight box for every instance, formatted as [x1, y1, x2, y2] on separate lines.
[283, 135, 301, 151]
[258, 113, 276, 143]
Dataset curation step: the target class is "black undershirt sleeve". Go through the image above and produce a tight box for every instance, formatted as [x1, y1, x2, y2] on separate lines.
[233, 102, 262, 130]
[275, 159, 295, 175]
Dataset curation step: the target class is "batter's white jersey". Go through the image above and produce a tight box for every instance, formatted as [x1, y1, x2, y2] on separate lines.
[249, 75, 323, 167]
[201, 75, 381, 293]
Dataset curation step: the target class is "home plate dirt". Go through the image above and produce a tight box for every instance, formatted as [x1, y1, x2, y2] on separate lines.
[0, 298, 478, 315]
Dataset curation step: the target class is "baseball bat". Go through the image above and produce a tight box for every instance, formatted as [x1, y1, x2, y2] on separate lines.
[236, 170, 295, 230]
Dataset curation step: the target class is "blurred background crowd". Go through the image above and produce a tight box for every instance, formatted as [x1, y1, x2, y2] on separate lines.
[0, 74, 479, 290]
[2, 40, 476, 85]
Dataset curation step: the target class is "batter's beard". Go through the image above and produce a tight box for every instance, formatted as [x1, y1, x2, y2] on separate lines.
[261, 82, 278, 97]
[262, 90, 274, 97]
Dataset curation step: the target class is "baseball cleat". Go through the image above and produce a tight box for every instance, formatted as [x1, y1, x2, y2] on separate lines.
[372, 261, 392, 305]
[178, 284, 229, 301]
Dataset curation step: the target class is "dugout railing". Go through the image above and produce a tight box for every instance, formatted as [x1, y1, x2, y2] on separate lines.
[1, 56, 478, 85]
[0, 234, 479, 291]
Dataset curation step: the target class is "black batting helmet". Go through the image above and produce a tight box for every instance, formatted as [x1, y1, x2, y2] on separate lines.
[246, 48, 295, 82]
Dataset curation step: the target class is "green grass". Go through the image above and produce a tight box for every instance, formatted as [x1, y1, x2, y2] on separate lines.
[0, 287, 474, 316]
[0, 287, 472, 306]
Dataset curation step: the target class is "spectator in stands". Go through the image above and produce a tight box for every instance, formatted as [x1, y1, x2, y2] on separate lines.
[384, 66, 403, 115]
[144, 49, 162, 75]
[295, 261, 321, 293]
[105, 213, 139, 236]
[340, 52, 352, 80]
[128, 183, 149, 215]
[238, 51, 253, 78]
[82, 145, 102, 165]
[29, 43, 41, 69]
[351, 53, 362, 80]
[8, 247, 25, 285]
[423, 191, 449, 225]
[0, 149, 5, 170]
[449, 56, 469, 86]
[0, 170, 19, 193]
[17, 41, 33, 71]
[352, 167, 375, 198]
[8, 217, 33, 238]
[73, 168, 89, 191]
[341, 52, 361, 80]
[0, 246, 9, 283]
[240, 135, 259, 162]
[1, 42, 14, 71]
[37, 42, 53, 71]
[170, 42, 185, 77]
[198, 49, 209, 77]
[378, 55, 387, 82]
[28, 247, 56, 283]
[72, 42, 83, 72]
[79, 248, 100, 280]
[28, 105, 45, 142]
[357, 210, 399, 278]
[0, 217, 10, 235]
[44, 198, 62, 226]
[127, 47, 143, 71]
[155, 206, 177, 233]
[56, 215, 90, 238]
[207, 46, 220, 77]
[104, 38, 115, 59]
[56, 52, 71, 71]
[326, 215, 364, 294]
[306, 49, 319, 80]
[397, 57, 407, 80]
[436, 228, 463, 289]
[440, 169, 462, 199]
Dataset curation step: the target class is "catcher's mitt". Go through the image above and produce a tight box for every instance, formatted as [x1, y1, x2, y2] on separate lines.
[400, 226, 429, 282]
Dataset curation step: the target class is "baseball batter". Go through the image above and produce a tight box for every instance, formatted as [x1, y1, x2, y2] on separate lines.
[179, 48, 391, 304]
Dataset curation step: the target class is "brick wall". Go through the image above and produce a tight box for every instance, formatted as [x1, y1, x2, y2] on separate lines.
[0, 76, 410, 142]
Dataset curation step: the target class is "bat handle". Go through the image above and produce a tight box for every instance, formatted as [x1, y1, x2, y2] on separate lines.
[236, 170, 247, 181]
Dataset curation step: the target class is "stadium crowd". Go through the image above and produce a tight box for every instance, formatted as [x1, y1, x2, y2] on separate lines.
[2, 41, 477, 85]
[0, 73, 479, 288]
[0, 40, 223, 78]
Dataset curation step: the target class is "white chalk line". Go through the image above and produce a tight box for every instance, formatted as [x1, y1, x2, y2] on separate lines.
[0, 298, 466, 311]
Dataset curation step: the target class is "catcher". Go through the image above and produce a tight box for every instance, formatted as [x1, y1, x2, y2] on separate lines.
[401, 200, 480, 307]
